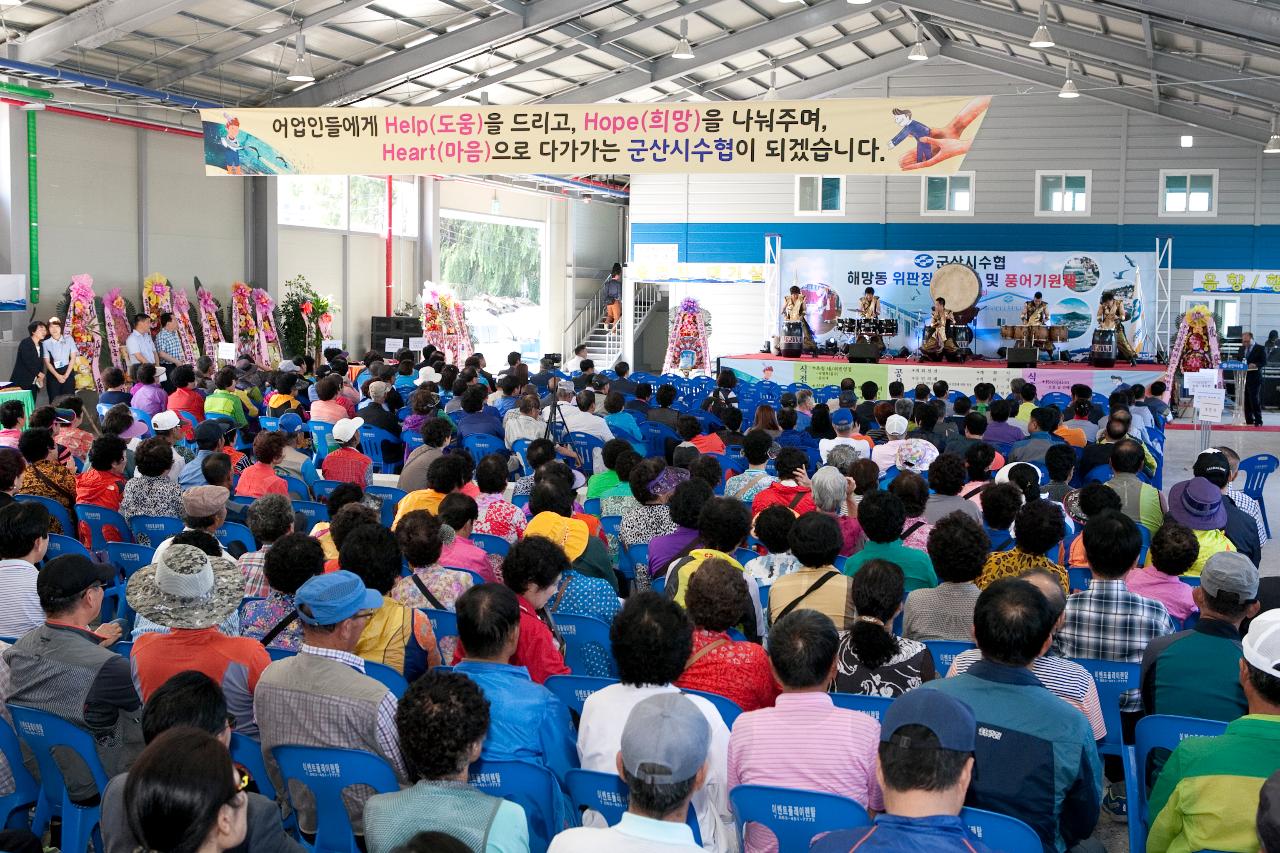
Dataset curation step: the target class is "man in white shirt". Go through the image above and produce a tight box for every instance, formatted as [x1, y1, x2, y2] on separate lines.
[125, 314, 158, 370]
[543, 388, 613, 473]
[870, 414, 911, 475]
[0, 502, 52, 637]
[577, 593, 734, 852]
[562, 344, 588, 375]
[550, 692, 707, 852]
[819, 408, 869, 463]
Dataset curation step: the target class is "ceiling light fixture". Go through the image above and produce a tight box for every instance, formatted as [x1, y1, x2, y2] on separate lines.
[1058, 53, 1079, 98]
[1265, 118, 1280, 154]
[1029, 1, 1054, 48]
[847, 0, 873, 4]
[1180, 134, 1194, 148]
[907, 25, 928, 61]
[672, 19, 694, 60]
[764, 69, 778, 100]
[491, 190, 501, 215]
[19, 101, 43, 110]
[286, 34, 316, 83]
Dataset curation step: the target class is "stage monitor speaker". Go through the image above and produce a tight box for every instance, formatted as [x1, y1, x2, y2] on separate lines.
[1007, 347, 1039, 368]
[846, 343, 879, 364]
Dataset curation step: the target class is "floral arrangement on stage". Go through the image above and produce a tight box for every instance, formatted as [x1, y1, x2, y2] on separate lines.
[252, 287, 283, 367]
[64, 275, 104, 391]
[171, 288, 199, 364]
[422, 282, 471, 364]
[1164, 304, 1223, 401]
[196, 284, 230, 366]
[663, 297, 712, 374]
[103, 287, 134, 371]
[142, 274, 172, 333]
[279, 275, 340, 361]
[230, 281, 258, 361]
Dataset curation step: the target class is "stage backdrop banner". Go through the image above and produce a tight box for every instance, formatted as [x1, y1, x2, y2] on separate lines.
[1193, 270, 1280, 294]
[780, 249, 1155, 358]
[199, 96, 989, 177]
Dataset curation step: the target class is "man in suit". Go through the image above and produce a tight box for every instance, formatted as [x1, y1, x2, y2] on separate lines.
[1243, 331, 1267, 426]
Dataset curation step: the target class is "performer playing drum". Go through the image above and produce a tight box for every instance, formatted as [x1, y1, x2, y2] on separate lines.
[782, 285, 816, 354]
[1096, 291, 1138, 364]
[857, 287, 885, 352]
[1021, 291, 1053, 358]
[921, 297, 958, 360]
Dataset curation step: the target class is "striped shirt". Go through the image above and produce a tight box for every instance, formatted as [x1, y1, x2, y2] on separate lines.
[296, 644, 406, 777]
[238, 546, 272, 599]
[1227, 486, 1268, 545]
[728, 691, 884, 853]
[0, 559, 44, 638]
[948, 649, 1106, 741]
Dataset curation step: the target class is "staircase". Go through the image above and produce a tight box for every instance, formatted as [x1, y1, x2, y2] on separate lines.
[566, 281, 667, 369]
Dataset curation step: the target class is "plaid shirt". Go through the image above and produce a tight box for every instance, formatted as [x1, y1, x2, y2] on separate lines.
[1227, 486, 1268, 545]
[1055, 578, 1175, 712]
[238, 545, 272, 599]
[321, 447, 373, 486]
[156, 330, 183, 362]
[297, 644, 406, 777]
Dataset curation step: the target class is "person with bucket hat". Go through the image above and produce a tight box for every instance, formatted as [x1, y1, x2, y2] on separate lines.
[128, 544, 268, 736]
[1168, 474, 1238, 576]
[254, 570, 408, 837]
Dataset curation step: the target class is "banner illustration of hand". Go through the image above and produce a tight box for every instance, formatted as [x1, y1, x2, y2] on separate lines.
[894, 96, 991, 171]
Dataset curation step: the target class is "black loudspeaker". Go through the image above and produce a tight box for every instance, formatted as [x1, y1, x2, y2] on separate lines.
[1060, 350, 1071, 362]
[1007, 348, 1039, 368]
[846, 343, 879, 363]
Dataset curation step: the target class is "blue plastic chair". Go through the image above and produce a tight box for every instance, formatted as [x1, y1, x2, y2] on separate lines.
[228, 495, 255, 510]
[215, 521, 257, 554]
[1072, 658, 1140, 756]
[76, 504, 134, 551]
[566, 431, 605, 475]
[641, 421, 679, 459]
[472, 533, 510, 558]
[581, 498, 601, 518]
[9, 704, 109, 853]
[565, 768, 702, 843]
[366, 486, 407, 528]
[511, 493, 529, 510]
[555, 613, 617, 678]
[1124, 714, 1228, 853]
[267, 646, 296, 662]
[461, 433, 507, 463]
[128, 514, 184, 545]
[627, 544, 649, 579]
[258, 415, 280, 432]
[229, 732, 278, 803]
[46, 532, 92, 560]
[15, 494, 75, 537]
[360, 425, 404, 475]
[106, 542, 155, 620]
[511, 439, 534, 476]
[1240, 453, 1278, 538]
[129, 407, 155, 437]
[422, 608, 458, 662]
[272, 745, 400, 853]
[880, 465, 901, 486]
[732, 547, 758, 567]
[282, 475, 310, 500]
[292, 500, 329, 527]
[924, 640, 976, 676]
[730, 784, 871, 851]
[961, 806, 1042, 852]
[1083, 464, 1114, 485]
[0, 716, 38, 829]
[544, 675, 619, 717]
[364, 661, 408, 699]
[111, 640, 132, 658]
[828, 693, 893, 721]
[468, 758, 562, 853]
[311, 479, 342, 501]
[682, 688, 743, 728]
[1180, 575, 1201, 588]
[1067, 566, 1092, 592]
[309, 421, 334, 464]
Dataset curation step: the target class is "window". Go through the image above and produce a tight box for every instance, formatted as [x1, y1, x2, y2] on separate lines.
[795, 176, 844, 215]
[277, 175, 419, 236]
[349, 176, 387, 234]
[277, 175, 348, 229]
[1036, 170, 1091, 216]
[921, 172, 974, 216]
[1160, 169, 1217, 216]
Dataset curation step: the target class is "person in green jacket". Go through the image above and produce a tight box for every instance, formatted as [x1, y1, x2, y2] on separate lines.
[841, 489, 938, 593]
[204, 366, 249, 429]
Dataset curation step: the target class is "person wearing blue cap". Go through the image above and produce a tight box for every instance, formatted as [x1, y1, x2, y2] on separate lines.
[821, 406, 871, 464]
[253, 570, 407, 837]
[273, 411, 311, 484]
[812, 689, 990, 853]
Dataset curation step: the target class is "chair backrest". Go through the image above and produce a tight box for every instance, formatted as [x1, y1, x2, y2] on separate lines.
[511, 439, 534, 475]
[15, 494, 75, 538]
[215, 521, 257, 554]
[564, 768, 702, 843]
[961, 806, 1043, 852]
[1130, 714, 1228, 852]
[641, 421, 679, 459]
[1240, 453, 1279, 499]
[544, 675, 619, 717]
[472, 533, 510, 558]
[555, 613, 617, 678]
[229, 732, 277, 802]
[366, 485, 407, 528]
[566, 432, 605, 474]
[1067, 566, 1092, 593]
[468, 758, 562, 853]
[105, 541, 156, 581]
[1084, 464, 1114, 485]
[128, 514, 185, 544]
[309, 421, 334, 463]
[730, 784, 871, 851]
[581, 498, 601, 518]
[360, 425, 402, 473]
[267, 646, 296, 661]
[259, 415, 280, 432]
[8, 703, 111, 812]
[129, 408, 155, 436]
[924, 640, 976, 676]
[880, 465, 900, 486]
[46, 532, 93, 561]
[1073, 658, 1141, 755]
[828, 693, 893, 721]
[682, 688, 743, 728]
[293, 500, 329, 527]
[363, 660, 409, 699]
[283, 475, 310, 501]
[272, 744, 400, 853]
[95, 403, 111, 421]
[76, 503, 135, 551]
[0, 716, 39, 827]
[422, 608, 459, 663]
[461, 433, 506, 462]
[311, 479, 342, 501]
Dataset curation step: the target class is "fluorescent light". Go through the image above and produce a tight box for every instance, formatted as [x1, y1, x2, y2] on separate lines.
[907, 25, 928, 61]
[19, 102, 43, 111]
[1180, 135, 1194, 148]
[672, 19, 694, 59]
[490, 191, 501, 215]
[763, 69, 778, 100]
[286, 34, 315, 83]
[847, 0, 874, 4]
[1029, 2, 1054, 48]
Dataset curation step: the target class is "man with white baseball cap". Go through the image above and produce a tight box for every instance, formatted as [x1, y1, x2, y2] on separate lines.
[145, 410, 188, 481]
[321, 417, 372, 486]
[549, 693, 709, 852]
[1148, 607, 1280, 853]
[871, 413, 911, 474]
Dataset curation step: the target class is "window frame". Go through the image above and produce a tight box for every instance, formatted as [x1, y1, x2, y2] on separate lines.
[793, 175, 846, 217]
[1158, 168, 1218, 218]
[276, 175, 420, 237]
[920, 171, 976, 217]
[1034, 169, 1092, 218]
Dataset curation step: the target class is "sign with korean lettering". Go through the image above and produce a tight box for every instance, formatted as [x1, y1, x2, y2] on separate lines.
[1193, 270, 1280, 294]
[778, 249, 1155, 358]
[198, 96, 990, 176]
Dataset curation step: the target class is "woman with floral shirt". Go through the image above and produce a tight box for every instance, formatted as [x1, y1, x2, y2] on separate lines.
[238, 533, 325, 652]
[473, 455, 527, 545]
[119, 438, 184, 544]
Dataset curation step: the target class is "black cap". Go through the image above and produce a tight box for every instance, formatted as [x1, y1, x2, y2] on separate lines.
[194, 419, 233, 445]
[37, 555, 117, 606]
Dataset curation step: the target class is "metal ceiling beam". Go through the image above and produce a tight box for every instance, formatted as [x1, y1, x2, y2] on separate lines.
[902, 0, 1280, 106]
[544, 0, 888, 103]
[1092, 0, 1280, 47]
[937, 42, 1269, 145]
[151, 0, 384, 87]
[774, 43, 936, 99]
[271, 0, 626, 106]
[15, 0, 209, 62]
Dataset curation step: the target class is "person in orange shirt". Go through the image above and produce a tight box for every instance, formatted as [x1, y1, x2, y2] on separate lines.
[235, 432, 289, 499]
[75, 434, 129, 545]
[1063, 483, 1122, 569]
[166, 365, 205, 440]
[677, 414, 726, 455]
